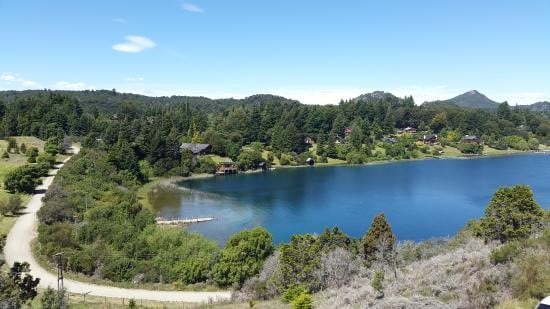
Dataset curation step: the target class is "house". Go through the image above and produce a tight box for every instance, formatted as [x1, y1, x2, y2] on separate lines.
[304, 137, 314, 145]
[305, 157, 315, 166]
[421, 134, 438, 144]
[403, 127, 417, 134]
[334, 135, 344, 144]
[344, 127, 353, 139]
[216, 160, 237, 175]
[461, 135, 481, 144]
[180, 143, 212, 155]
[383, 137, 398, 144]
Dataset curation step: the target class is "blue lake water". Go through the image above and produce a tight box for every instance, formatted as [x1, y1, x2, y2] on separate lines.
[150, 154, 550, 244]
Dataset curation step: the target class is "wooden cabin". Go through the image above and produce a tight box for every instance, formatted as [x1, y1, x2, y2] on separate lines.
[217, 161, 237, 175]
[421, 134, 438, 144]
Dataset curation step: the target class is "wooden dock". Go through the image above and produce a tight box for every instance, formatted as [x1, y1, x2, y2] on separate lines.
[155, 217, 214, 225]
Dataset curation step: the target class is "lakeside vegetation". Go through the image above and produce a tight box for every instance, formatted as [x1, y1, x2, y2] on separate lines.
[0, 90, 549, 307]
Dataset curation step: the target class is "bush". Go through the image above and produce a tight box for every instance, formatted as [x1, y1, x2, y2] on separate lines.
[458, 142, 483, 154]
[282, 285, 307, 303]
[2, 151, 9, 159]
[490, 242, 522, 265]
[213, 227, 274, 287]
[362, 213, 396, 263]
[511, 251, 549, 300]
[26, 147, 39, 163]
[4, 164, 47, 193]
[371, 270, 384, 293]
[40, 287, 68, 309]
[292, 292, 313, 309]
[480, 186, 544, 242]
[505, 135, 529, 151]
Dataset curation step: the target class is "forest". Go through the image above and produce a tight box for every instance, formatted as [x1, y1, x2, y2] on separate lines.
[0, 90, 549, 308]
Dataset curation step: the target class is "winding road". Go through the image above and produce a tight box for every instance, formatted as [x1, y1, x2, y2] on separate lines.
[3, 146, 231, 303]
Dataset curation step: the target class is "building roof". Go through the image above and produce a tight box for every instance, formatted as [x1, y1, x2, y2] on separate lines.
[180, 143, 211, 154]
[462, 135, 480, 140]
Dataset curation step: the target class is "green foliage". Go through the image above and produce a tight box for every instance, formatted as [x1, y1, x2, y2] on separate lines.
[371, 270, 384, 292]
[26, 147, 39, 163]
[40, 287, 68, 309]
[505, 135, 530, 151]
[0, 194, 22, 215]
[282, 285, 308, 303]
[237, 149, 264, 171]
[458, 142, 483, 154]
[195, 156, 217, 174]
[511, 251, 549, 300]
[480, 186, 544, 242]
[4, 164, 47, 193]
[44, 137, 62, 155]
[19, 143, 27, 154]
[490, 242, 522, 265]
[213, 227, 274, 287]
[1, 150, 8, 158]
[0, 262, 40, 308]
[292, 292, 313, 309]
[362, 213, 396, 263]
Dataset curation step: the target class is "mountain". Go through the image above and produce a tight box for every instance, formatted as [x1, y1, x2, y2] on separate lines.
[527, 101, 550, 112]
[423, 90, 500, 109]
[352, 91, 400, 102]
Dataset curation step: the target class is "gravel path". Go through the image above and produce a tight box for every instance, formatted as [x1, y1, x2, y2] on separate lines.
[3, 146, 231, 303]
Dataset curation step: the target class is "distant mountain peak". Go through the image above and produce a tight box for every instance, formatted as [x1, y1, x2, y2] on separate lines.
[423, 90, 499, 109]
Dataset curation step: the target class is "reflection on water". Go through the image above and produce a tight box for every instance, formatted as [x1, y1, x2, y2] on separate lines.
[150, 154, 550, 244]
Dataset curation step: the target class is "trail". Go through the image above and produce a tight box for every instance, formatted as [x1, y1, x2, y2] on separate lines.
[3, 146, 231, 303]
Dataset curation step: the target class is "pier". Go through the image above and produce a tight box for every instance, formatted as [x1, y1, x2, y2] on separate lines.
[155, 217, 215, 225]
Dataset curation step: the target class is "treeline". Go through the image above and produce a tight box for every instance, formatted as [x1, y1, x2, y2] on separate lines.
[1, 91, 549, 178]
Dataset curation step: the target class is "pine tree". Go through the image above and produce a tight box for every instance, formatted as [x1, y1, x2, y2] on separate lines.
[362, 213, 396, 263]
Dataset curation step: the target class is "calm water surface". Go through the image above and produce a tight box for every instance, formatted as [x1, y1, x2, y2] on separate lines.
[150, 154, 550, 244]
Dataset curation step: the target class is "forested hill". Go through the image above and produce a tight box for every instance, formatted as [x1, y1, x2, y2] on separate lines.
[0, 90, 299, 114]
[423, 90, 500, 109]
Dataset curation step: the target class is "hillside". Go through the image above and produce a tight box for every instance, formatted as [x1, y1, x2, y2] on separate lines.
[423, 90, 500, 109]
[528, 101, 550, 112]
[0, 90, 297, 114]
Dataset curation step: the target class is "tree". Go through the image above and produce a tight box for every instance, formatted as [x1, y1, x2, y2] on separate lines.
[362, 213, 396, 264]
[19, 143, 27, 154]
[2, 150, 9, 159]
[0, 262, 40, 308]
[348, 123, 364, 150]
[44, 137, 62, 155]
[480, 186, 544, 242]
[213, 227, 274, 287]
[430, 112, 448, 133]
[26, 147, 39, 163]
[4, 165, 45, 194]
[237, 149, 264, 171]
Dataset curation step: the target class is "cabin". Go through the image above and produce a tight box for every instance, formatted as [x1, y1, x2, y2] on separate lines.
[306, 157, 315, 166]
[216, 160, 237, 175]
[383, 137, 398, 144]
[180, 143, 212, 155]
[461, 135, 481, 144]
[304, 137, 314, 145]
[403, 127, 417, 134]
[421, 134, 438, 144]
[334, 135, 344, 144]
[344, 127, 353, 140]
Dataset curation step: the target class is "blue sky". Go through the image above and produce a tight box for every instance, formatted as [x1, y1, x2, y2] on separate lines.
[1, 0, 549, 104]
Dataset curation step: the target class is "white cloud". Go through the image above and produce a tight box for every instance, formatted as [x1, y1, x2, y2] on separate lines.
[0, 73, 38, 88]
[112, 35, 156, 53]
[125, 77, 144, 82]
[55, 81, 96, 90]
[112, 18, 127, 23]
[181, 3, 204, 13]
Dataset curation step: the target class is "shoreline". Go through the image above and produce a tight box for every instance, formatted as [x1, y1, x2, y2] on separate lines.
[145, 148, 549, 191]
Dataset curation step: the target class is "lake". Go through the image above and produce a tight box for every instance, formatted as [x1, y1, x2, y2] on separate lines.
[150, 154, 550, 244]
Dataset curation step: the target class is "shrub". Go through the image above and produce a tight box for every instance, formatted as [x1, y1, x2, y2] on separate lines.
[292, 292, 313, 309]
[213, 227, 274, 287]
[480, 186, 544, 242]
[490, 242, 522, 265]
[511, 251, 549, 300]
[2, 151, 9, 159]
[4, 164, 46, 193]
[40, 287, 68, 309]
[505, 135, 529, 151]
[26, 147, 39, 163]
[371, 270, 384, 293]
[19, 143, 27, 154]
[458, 142, 483, 154]
[282, 285, 307, 303]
